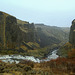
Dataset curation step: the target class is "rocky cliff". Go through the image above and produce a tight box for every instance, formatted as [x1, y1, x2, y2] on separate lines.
[0, 11, 35, 50]
[69, 19, 75, 47]
[0, 11, 70, 57]
[58, 19, 75, 57]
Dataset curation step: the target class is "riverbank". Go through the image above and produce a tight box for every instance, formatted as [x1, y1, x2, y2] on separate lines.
[0, 49, 59, 64]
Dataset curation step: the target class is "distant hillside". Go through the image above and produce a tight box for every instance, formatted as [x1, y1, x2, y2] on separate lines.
[35, 24, 70, 47]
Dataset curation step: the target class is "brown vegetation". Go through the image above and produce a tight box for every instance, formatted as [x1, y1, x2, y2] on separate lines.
[0, 56, 75, 75]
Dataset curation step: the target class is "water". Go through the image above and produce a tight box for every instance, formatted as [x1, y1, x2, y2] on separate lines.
[0, 50, 59, 64]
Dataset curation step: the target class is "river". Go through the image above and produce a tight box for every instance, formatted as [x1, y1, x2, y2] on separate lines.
[0, 50, 59, 64]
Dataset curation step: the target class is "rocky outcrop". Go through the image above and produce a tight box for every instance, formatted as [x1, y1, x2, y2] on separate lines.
[69, 19, 75, 47]
[58, 20, 75, 57]
[0, 12, 6, 49]
[0, 11, 70, 53]
[0, 11, 35, 50]
[0, 11, 70, 57]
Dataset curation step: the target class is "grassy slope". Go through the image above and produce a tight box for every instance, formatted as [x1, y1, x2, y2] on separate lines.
[35, 24, 69, 43]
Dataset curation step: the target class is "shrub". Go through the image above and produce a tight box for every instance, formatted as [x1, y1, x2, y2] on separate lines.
[68, 49, 75, 58]
[19, 60, 34, 68]
[23, 66, 32, 72]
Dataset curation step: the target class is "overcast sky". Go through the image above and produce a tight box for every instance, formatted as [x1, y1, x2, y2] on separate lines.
[0, 0, 75, 27]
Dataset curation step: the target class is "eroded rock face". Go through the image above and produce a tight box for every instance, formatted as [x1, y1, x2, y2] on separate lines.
[69, 19, 75, 47]
[0, 12, 6, 48]
[0, 11, 35, 49]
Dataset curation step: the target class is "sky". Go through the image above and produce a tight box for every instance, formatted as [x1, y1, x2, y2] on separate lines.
[0, 0, 75, 27]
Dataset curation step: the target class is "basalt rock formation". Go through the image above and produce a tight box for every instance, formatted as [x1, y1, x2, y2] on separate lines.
[69, 19, 75, 47]
[0, 11, 35, 50]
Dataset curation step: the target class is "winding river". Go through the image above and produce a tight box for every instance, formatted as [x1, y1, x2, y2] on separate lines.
[0, 50, 59, 64]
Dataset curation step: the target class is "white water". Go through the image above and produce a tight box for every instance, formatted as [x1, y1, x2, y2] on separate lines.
[0, 50, 59, 64]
